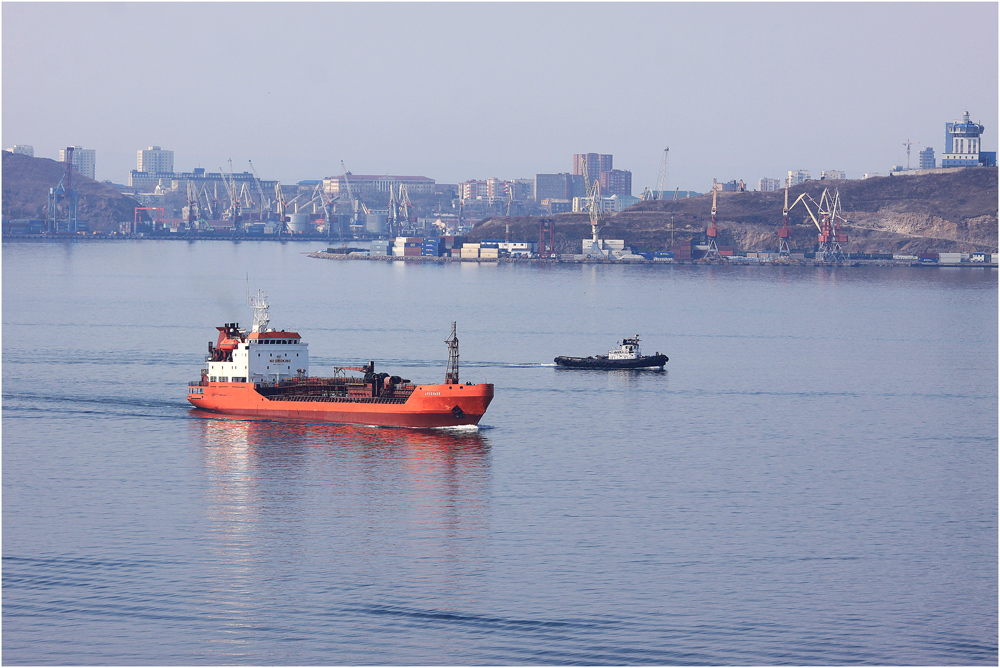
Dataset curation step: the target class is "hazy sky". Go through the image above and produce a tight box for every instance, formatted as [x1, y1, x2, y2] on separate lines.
[3, 2, 997, 191]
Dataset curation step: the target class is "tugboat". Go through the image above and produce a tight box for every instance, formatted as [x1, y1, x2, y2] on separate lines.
[554, 335, 668, 369]
[187, 291, 493, 428]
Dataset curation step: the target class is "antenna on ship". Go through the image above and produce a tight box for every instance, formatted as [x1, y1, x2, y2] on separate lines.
[250, 289, 270, 333]
[445, 322, 459, 385]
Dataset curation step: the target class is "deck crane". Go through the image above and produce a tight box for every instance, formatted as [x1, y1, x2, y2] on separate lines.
[703, 179, 721, 260]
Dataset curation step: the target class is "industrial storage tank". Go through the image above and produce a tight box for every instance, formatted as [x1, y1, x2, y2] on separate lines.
[287, 213, 311, 234]
[365, 213, 388, 234]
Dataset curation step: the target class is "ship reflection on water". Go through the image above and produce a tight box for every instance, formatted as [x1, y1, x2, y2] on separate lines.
[188, 410, 493, 626]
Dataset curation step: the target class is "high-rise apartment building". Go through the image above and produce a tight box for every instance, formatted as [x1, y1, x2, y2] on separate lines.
[918, 147, 935, 169]
[786, 170, 811, 187]
[137, 146, 174, 173]
[573, 153, 613, 181]
[6, 145, 34, 157]
[59, 146, 96, 179]
[599, 169, 632, 197]
[820, 170, 846, 181]
[535, 173, 586, 202]
[758, 177, 782, 192]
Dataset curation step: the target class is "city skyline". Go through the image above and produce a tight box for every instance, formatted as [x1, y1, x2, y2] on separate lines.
[3, 3, 997, 191]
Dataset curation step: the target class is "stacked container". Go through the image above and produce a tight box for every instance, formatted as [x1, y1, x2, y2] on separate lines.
[671, 242, 693, 260]
[422, 237, 444, 257]
[392, 237, 424, 257]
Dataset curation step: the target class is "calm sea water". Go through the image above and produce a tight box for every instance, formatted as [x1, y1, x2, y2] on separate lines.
[3, 240, 997, 665]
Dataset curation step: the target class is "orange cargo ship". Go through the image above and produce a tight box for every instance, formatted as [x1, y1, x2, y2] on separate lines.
[187, 291, 493, 428]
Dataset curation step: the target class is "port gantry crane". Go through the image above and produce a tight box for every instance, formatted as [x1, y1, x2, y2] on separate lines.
[787, 188, 849, 263]
[582, 160, 606, 258]
[703, 179, 722, 260]
[248, 160, 270, 222]
[220, 159, 244, 232]
[654, 147, 669, 200]
[778, 186, 792, 257]
[273, 182, 290, 236]
[47, 146, 79, 233]
[640, 147, 670, 201]
[340, 161, 364, 235]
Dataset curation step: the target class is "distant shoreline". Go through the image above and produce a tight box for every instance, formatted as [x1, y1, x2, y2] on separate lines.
[4, 236, 995, 268]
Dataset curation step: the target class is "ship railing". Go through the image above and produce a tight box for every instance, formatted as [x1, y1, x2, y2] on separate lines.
[189, 380, 208, 387]
[268, 395, 409, 405]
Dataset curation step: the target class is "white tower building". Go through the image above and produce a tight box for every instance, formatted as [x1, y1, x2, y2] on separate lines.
[59, 146, 96, 179]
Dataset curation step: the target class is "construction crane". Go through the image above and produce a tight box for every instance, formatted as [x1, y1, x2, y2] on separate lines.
[903, 139, 920, 170]
[703, 179, 721, 260]
[653, 147, 669, 200]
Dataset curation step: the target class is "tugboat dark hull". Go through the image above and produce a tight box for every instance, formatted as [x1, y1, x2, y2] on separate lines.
[554, 354, 668, 369]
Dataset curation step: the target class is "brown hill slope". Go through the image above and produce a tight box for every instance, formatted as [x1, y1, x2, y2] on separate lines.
[2, 152, 141, 232]
[472, 168, 998, 254]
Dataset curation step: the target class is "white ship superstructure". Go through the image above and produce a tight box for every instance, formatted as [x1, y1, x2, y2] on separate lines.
[204, 291, 309, 383]
[608, 336, 642, 360]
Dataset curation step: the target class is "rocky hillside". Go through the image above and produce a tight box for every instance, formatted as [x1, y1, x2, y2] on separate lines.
[2, 152, 141, 232]
[472, 168, 998, 254]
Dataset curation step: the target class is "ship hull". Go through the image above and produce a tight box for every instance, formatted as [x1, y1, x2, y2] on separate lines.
[554, 354, 668, 369]
[188, 381, 493, 428]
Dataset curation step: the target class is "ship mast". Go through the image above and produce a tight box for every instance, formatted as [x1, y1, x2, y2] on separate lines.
[250, 289, 270, 333]
[445, 322, 459, 384]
